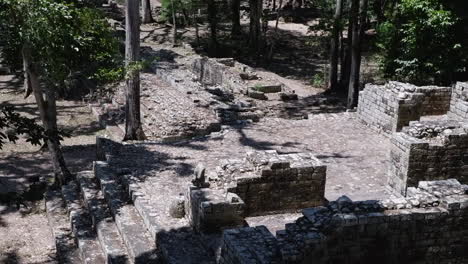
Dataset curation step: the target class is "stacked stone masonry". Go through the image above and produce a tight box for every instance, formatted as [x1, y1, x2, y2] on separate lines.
[184, 150, 327, 232]
[208, 150, 327, 216]
[191, 57, 287, 100]
[185, 185, 246, 233]
[357, 82, 452, 132]
[219, 179, 468, 264]
[449, 82, 468, 120]
[388, 120, 468, 195]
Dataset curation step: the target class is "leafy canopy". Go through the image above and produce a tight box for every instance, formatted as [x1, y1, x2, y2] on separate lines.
[377, 0, 466, 85]
[0, 0, 122, 148]
[0, 0, 122, 86]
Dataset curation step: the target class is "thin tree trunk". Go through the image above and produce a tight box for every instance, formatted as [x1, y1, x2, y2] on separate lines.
[22, 44, 71, 186]
[347, 0, 367, 108]
[125, 0, 146, 140]
[340, 0, 353, 89]
[194, 9, 200, 46]
[207, 0, 218, 55]
[329, 0, 343, 92]
[292, 0, 302, 9]
[231, 0, 241, 36]
[273, 0, 277, 10]
[141, 0, 153, 23]
[267, 0, 283, 61]
[339, 29, 344, 83]
[249, 0, 263, 52]
[171, 0, 177, 46]
[182, 8, 190, 26]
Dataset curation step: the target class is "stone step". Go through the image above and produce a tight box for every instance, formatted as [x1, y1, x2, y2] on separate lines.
[45, 189, 83, 264]
[108, 166, 217, 264]
[0, 66, 10, 75]
[76, 171, 131, 264]
[62, 181, 107, 264]
[94, 140, 218, 264]
[93, 161, 159, 263]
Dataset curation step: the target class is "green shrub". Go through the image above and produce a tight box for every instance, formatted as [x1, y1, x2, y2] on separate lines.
[377, 0, 466, 85]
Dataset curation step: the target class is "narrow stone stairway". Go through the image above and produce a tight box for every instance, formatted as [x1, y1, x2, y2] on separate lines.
[47, 167, 159, 264]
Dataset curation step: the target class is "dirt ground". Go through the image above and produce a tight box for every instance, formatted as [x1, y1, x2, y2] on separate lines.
[0, 74, 104, 263]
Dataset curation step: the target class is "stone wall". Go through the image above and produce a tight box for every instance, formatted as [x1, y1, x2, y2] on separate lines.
[185, 185, 245, 232]
[209, 150, 327, 216]
[191, 57, 288, 101]
[357, 82, 452, 132]
[448, 82, 468, 120]
[388, 120, 468, 195]
[184, 151, 327, 232]
[191, 57, 246, 92]
[218, 179, 468, 264]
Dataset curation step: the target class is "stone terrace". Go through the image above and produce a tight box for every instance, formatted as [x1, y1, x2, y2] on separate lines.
[98, 112, 397, 237]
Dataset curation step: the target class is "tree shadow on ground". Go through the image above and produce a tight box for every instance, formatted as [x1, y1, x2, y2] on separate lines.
[0, 250, 20, 264]
[186, 23, 329, 83]
[100, 138, 196, 180]
[272, 92, 348, 119]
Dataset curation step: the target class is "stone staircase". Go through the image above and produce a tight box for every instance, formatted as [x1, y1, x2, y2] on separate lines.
[47, 166, 159, 263]
[46, 147, 217, 263]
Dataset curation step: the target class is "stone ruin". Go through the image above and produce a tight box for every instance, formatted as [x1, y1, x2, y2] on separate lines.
[218, 179, 468, 263]
[449, 82, 468, 120]
[191, 57, 296, 101]
[185, 150, 327, 232]
[208, 81, 468, 263]
[357, 81, 468, 196]
[389, 120, 468, 195]
[357, 82, 452, 132]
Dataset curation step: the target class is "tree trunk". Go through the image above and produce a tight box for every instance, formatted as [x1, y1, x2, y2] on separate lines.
[141, 0, 153, 23]
[22, 44, 71, 186]
[207, 0, 218, 55]
[292, 0, 302, 9]
[347, 0, 367, 109]
[231, 0, 241, 36]
[328, 0, 343, 92]
[340, 0, 353, 89]
[267, 0, 283, 61]
[249, 0, 263, 52]
[171, 0, 177, 46]
[194, 9, 200, 46]
[124, 0, 146, 140]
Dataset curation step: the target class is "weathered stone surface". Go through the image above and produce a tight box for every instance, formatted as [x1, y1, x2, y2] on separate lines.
[61, 181, 107, 264]
[206, 150, 327, 216]
[185, 185, 245, 232]
[250, 84, 282, 94]
[77, 171, 130, 264]
[279, 92, 298, 101]
[218, 226, 280, 264]
[448, 82, 468, 121]
[388, 120, 468, 195]
[246, 89, 268, 100]
[357, 82, 452, 132]
[45, 189, 82, 264]
[169, 196, 185, 218]
[192, 163, 207, 187]
[220, 179, 468, 264]
[93, 162, 158, 263]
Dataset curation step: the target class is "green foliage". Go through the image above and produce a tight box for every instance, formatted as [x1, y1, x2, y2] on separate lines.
[311, 72, 326, 88]
[0, 0, 123, 88]
[0, 0, 121, 149]
[377, 0, 466, 85]
[160, 0, 199, 24]
[0, 105, 45, 149]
